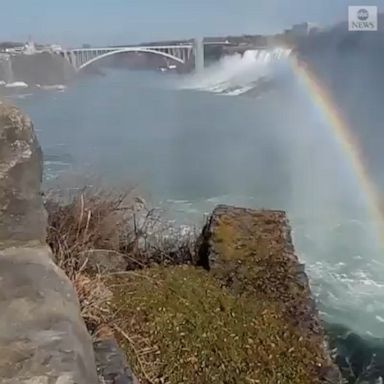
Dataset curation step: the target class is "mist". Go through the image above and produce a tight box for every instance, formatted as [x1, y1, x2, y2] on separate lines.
[298, 24, 384, 189]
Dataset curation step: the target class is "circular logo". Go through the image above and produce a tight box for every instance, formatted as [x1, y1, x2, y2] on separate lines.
[357, 8, 369, 21]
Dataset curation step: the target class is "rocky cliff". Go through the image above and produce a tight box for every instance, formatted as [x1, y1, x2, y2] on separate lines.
[0, 52, 75, 85]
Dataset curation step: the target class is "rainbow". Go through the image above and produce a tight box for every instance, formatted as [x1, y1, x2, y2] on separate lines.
[290, 56, 384, 243]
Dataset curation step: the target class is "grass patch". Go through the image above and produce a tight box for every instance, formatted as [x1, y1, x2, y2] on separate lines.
[106, 265, 328, 384]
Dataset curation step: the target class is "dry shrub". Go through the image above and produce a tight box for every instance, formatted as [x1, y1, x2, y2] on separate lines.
[73, 273, 113, 335]
[45, 187, 198, 336]
[45, 188, 132, 278]
[46, 187, 197, 278]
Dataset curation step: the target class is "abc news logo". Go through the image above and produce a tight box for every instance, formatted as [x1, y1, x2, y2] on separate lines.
[349, 6, 378, 31]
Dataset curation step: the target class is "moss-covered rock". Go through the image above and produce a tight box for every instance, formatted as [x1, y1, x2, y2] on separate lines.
[101, 204, 341, 383]
[199, 206, 318, 330]
[199, 205, 342, 383]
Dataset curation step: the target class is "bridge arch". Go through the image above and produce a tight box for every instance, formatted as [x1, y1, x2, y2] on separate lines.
[77, 47, 186, 70]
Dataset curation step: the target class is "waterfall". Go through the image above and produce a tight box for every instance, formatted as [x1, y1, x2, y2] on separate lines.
[179, 48, 291, 95]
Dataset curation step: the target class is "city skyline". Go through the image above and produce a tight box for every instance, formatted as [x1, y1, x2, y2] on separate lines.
[1, 0, 383, 46]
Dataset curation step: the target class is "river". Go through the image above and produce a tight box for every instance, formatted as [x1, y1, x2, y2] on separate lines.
[9, 49, 384, 343]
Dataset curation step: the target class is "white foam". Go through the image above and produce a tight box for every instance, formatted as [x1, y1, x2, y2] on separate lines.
[8, 93, 33, 100]
[36, 84, 67, 91]
[5, 81, 28, 88]
[44, 161, 72, 167]
[306, 257, 384, 335]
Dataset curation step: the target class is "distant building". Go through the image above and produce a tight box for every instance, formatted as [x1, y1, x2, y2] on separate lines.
[4, 46, 25, 54]
[5, 40, 37, 55]
[23, 40, 37, 55]
[49, 44, 63, 53]
[1, 39, 64, 55]
[287, 22, 321, 37]
[204, 37, 230, 44]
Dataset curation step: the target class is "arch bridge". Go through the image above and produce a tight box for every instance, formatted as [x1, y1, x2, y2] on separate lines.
[60, 40, 206, 72]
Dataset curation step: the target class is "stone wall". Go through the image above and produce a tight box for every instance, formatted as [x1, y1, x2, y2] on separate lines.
[0, 102, 98, 383]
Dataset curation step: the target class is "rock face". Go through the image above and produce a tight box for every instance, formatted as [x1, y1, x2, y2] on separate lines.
[7, 52, 75, 86]
[0, 102, 98, 383]
[198, 205, 342, 384]
[0, 103, 46, 245]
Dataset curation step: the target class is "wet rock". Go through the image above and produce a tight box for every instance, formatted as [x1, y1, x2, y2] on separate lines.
[198, 204, 342, 383]
[94, 337, 139, 384]
[0, 102, 98, 383]
[327, 323, 384, 383]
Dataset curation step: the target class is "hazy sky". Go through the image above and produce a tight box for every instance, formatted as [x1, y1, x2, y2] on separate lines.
[1, 0, 383, 47]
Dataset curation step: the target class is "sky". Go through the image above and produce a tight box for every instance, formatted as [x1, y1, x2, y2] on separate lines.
[1, 0, 383, 47]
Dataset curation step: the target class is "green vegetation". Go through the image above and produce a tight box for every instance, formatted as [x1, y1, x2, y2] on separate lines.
[107, 265, 326, 384]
